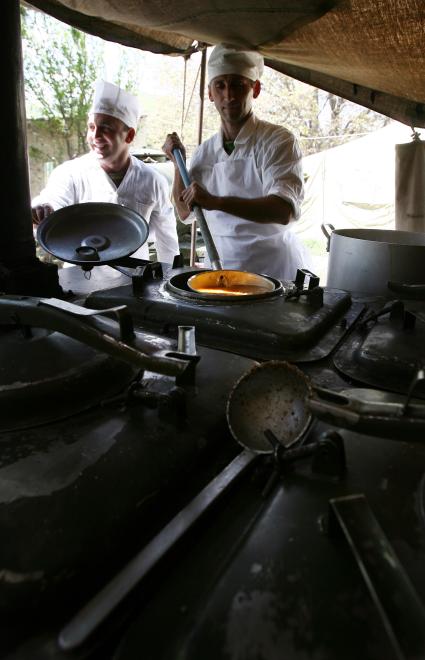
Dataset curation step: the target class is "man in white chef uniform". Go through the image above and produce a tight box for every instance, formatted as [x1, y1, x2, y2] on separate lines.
[32, 80, 179, 266]
[163, 44, 311, 281]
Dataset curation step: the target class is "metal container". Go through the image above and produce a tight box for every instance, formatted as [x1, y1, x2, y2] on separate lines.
[322, 225, 425, 297]
[187, 269, 276, 299]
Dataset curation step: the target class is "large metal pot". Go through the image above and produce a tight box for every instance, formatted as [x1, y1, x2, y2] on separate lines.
[322, 225, 425, 297]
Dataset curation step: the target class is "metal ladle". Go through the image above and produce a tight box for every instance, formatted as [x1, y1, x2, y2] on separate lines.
[226, 361, 425, 450]
[226, 361, 315, 454]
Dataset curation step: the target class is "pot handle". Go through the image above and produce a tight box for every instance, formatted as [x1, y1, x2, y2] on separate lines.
[321, 223, 335, 252]
[387, 281, 425, 300]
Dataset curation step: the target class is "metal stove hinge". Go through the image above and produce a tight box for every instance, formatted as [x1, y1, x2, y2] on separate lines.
[127, 255, 184, 297]
[100, 359, 197, 418]
[127, 373, 188, 423]
[101, 325, 200, 411]
[360, 299, 417, 330]
[286, 268, 323, 307]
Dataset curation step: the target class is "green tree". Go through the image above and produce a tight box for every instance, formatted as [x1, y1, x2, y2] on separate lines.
[256, 67, 390, 156]
[20, 11, 390, 164]
[21, 7, 102, 158]
[150, 49, 390, 157]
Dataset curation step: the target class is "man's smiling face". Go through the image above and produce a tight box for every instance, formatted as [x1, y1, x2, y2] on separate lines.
[86, 113, 132, 167]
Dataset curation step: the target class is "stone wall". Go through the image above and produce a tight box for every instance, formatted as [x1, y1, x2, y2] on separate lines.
[27, 119, 80, 199]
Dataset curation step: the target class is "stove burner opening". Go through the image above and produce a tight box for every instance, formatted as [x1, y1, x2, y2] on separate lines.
[166, 269, 283, 302]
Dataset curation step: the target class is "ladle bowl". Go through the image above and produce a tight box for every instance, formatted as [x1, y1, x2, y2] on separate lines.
[226, 360, 313, 454]
[227, 360, 425, 450]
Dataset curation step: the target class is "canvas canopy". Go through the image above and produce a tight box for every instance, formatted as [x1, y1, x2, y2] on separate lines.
[24, 0, 425, 128]
[299, 121, 417, 238]
[287, 121, 423, 281]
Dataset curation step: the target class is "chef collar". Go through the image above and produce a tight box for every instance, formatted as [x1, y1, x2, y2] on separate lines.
[219, 113, 257, 148]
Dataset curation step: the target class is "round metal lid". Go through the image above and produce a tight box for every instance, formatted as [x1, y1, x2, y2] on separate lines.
[0, 327, 137, 432]
[37, 202, 149, 265]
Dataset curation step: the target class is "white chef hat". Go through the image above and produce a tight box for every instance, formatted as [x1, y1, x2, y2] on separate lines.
[89, 80, 140, 130]
[208, 44, 264, 83]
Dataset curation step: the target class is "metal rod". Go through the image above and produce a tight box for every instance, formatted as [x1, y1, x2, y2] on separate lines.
[0, 296, 189, 379]
[403, 364, 425, 415]
[197, 47, 207, 147]
[177, 325, 197, 354]
[189, 216, 198, 268]
[329, 494, 425, 660]
[173, 148, 222, 271]
[58, 450, 257, 651]
[190, 47, 208, 268]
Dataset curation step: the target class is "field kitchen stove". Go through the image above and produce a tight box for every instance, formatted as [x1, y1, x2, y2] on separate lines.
[84, 262, 364, 362]
[2, 263, 425, 660]
[5, 7, 425, 654]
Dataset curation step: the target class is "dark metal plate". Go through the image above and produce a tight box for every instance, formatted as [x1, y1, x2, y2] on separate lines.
[0, 326, 137, 431]
[113, 429, 425, 660]
[37, 202, 149, 265]
[333, 308, 425, 398]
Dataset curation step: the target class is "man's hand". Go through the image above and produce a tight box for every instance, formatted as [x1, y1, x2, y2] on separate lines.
[162, 132, 192, 220]
[162, 132, 187, 163]
[32, 204, 54, 226]
[180, 182, 217, 211]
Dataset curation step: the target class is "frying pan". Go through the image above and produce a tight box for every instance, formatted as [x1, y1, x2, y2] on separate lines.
[226, 361, 425, 452]
[37, 202, 149, 266]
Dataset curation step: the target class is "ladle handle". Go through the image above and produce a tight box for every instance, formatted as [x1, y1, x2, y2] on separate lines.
[309, 387, 361, 425]
[0, 296, 190, 380]
[58, 450, 256, 651]
[172, 148, 223, 271]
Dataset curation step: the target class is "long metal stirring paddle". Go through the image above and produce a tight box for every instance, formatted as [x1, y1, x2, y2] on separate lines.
[172, 148, 223, 270]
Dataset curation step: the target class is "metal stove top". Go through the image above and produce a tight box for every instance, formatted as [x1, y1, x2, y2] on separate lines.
[3, 267, 425, 660]
[86, 266, 364, 362]
[112, 426, 425, 660]
[8, 415, 425, 660]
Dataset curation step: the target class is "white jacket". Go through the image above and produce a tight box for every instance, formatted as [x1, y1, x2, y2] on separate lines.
[33, 153, 179, 264]
[189, 114, 312, 281]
